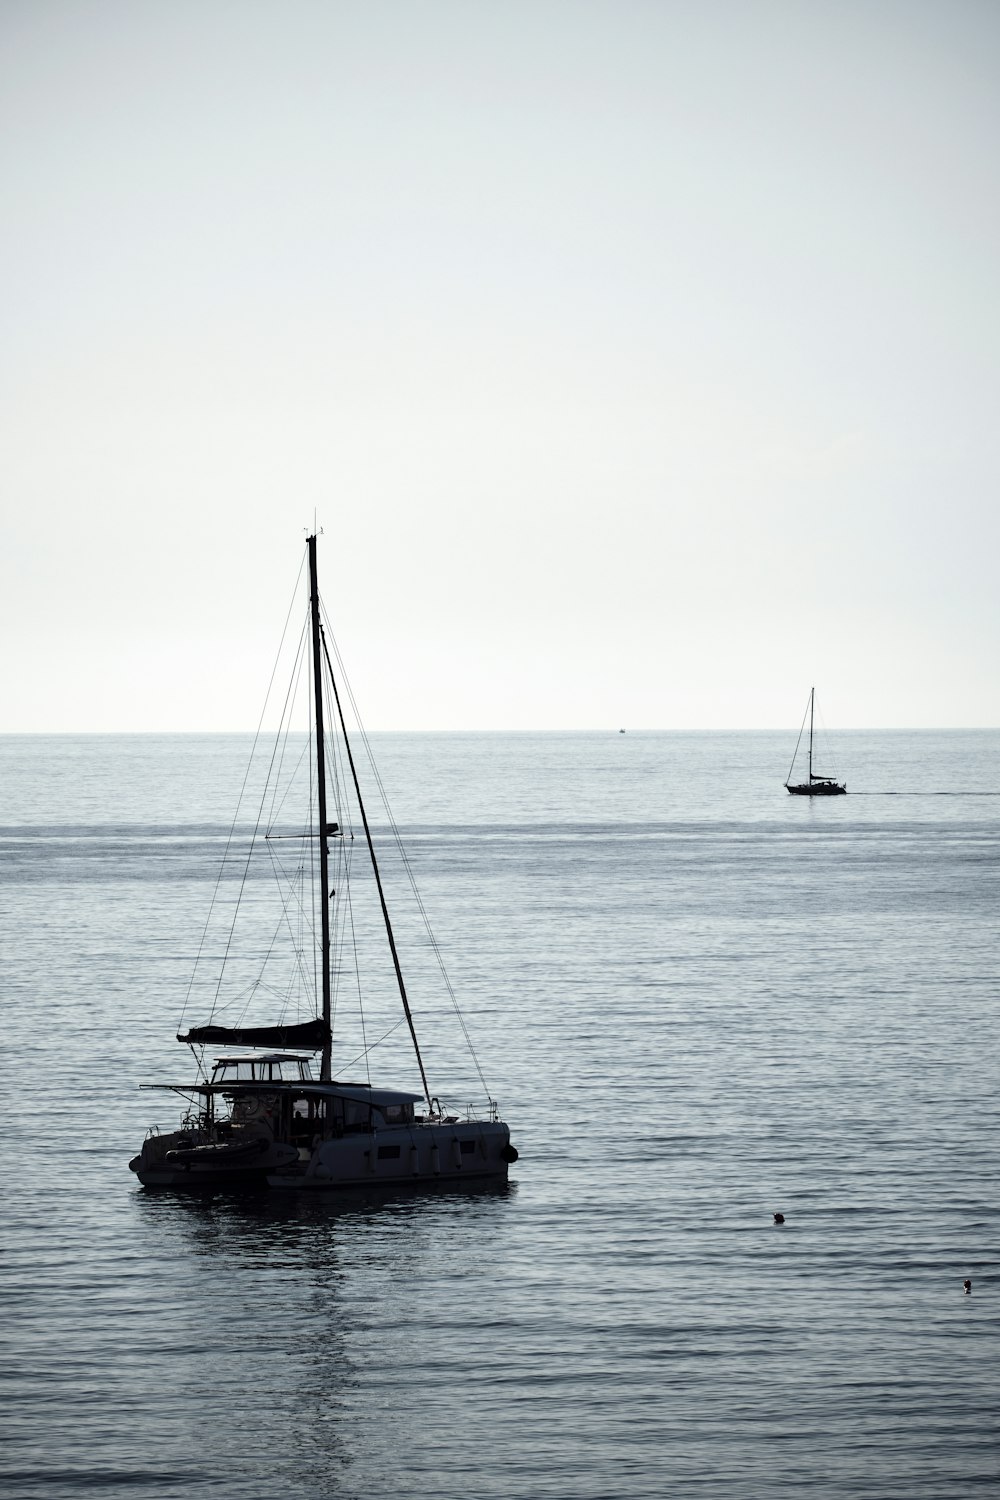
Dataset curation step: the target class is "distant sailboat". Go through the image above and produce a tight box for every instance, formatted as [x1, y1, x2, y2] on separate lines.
[785, 688, 846, 796]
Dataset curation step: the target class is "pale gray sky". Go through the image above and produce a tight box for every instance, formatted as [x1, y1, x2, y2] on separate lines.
[2, 0, 998, 731]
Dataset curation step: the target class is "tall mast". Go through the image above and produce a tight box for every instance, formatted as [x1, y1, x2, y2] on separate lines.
[808, 686, 815, 783]
[308, 534, 333, 1082]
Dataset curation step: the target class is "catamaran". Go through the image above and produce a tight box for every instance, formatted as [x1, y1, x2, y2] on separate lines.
[129, 534, 517, 1189]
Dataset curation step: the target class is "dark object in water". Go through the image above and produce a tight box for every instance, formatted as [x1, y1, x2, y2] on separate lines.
[964, 1279, 972, 1294]
[773, 1212, 785, 1224]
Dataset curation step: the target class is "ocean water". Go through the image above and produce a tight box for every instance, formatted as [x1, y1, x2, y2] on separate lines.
[1, 729, 998, 1499]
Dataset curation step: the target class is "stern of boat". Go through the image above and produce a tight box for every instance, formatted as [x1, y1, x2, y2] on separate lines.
[129, 1123, 296, 1187]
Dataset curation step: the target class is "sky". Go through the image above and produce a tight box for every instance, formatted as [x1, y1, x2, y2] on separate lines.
[2, 0, 999, 731]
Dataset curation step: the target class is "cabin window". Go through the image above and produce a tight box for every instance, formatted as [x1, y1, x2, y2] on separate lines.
[292, 1098, 328, 1121]
[376, 1145, 401, 1160]
[382, 1103, 414, 1124]
[344, 1101, 372, 1132]
[212, 1058, 316, 1086]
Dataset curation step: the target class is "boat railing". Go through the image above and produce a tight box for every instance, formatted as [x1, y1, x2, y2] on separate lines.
[463, 1099, 500, 1123]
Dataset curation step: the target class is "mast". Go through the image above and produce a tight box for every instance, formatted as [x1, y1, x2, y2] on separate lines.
[808, 686, 815, 783]
[308, 534, 333, 1082]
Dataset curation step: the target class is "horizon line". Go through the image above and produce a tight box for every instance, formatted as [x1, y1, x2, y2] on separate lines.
[2, 725, 999, 737]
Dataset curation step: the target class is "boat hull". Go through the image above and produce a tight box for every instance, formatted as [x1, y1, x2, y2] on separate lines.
[268, 1119, 514, 1191]
[786, 782, 846, 796]
[130, 1120, 516, 1191]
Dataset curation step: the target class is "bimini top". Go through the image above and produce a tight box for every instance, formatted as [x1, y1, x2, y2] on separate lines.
[327, 1084, 425, 1108]
[213, 1054, 315, 1066]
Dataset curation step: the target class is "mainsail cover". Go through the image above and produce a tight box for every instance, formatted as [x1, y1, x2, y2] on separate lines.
[177, 1019, 330, 1050]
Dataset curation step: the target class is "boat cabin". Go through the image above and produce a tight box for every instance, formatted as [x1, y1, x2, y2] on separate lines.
[202, 1063, 425, 1141]
[329, 1084, 424, 1126]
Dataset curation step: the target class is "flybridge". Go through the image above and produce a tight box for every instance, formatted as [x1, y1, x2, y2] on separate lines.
[211, 1054, 315, 1083]
[207, 1057, 424, 1108]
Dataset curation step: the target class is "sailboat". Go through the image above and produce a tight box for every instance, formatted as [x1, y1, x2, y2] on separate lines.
[784, 687, 846, 796]
[129, 534, 517, 1190]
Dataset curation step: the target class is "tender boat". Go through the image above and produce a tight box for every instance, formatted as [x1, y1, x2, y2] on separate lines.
[129, 535, 517, 1190]
[784, 686, 846, 796]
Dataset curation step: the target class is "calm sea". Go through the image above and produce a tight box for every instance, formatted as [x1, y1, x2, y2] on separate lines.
[1, 730, 998, 1499]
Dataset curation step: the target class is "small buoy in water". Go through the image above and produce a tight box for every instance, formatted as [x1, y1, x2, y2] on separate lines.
[773, 1212, 785, 1224]
[964, 1279, 972, 1294]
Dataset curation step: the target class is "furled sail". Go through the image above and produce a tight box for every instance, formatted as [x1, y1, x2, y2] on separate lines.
[176, 1019, 330, 1050]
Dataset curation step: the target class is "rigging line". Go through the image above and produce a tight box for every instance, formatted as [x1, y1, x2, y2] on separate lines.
[326, 706, 352, 839]
[260, 697, 323, 1025]
[316, 658, 375, 1075]
[308, 678, 319, 1037]
[206, 610, 313, 1027]
[379, 826, 490, 1089]
[312, 597, 348, 1048]
[324, 685, 356, 1046]
[812, 698, 840, 781]
[264, 616, 311, 831]
[785, 696, 809, 785]
[364, 792, 488, 1083]
[318, 625, 433, 1106]
[339, 1016, 408, 1075]
[177, 551, 309, 1071]
[327, 830, 348, 987]
[223, 732, 315, 1031]
[328, 828, 360, 1039]
[321, 616, 491, 1095]
[323, 698, 376, 1091]
[322, 623, 491, 1092]
[264, 835, 321, 1019]
[313, 645, 352, 1040]
[340, 847, 373, 1089]
[307, 534, 333, 1082]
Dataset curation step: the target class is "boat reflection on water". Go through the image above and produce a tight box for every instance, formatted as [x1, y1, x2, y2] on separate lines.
[136, 1175, 517, 1238]
[130, 1175, 518, 1490]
